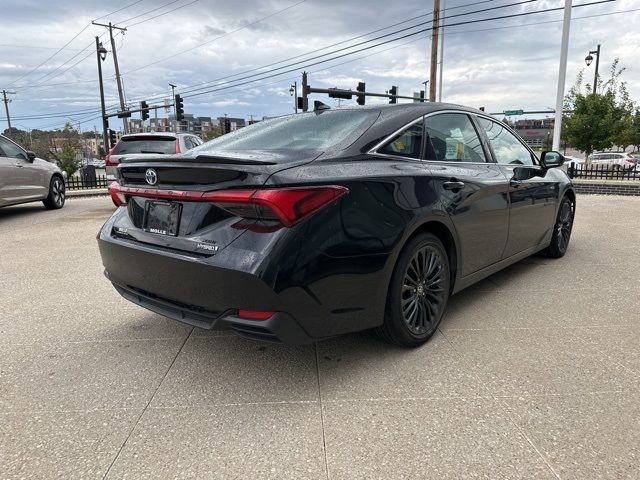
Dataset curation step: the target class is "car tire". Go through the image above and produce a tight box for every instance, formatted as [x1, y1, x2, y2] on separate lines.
[544, 196, 573, 258]
[43, 175, 65, 210]
[376, 233, 450, 347]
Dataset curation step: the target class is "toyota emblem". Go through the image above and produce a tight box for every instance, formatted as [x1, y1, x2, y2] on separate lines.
[145, 168, 158, 186]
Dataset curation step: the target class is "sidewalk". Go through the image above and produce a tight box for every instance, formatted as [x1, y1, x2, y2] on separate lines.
[66, 188, 108, 198]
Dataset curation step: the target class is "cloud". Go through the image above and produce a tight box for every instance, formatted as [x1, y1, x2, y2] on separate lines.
[211, 98, 250, 107]
[0, 0, 639, 129]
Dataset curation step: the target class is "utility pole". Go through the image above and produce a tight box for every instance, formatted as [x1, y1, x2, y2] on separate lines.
[2, 89, 16, 131]
[552, 0, 572, 151]
[92, 21, 128, 133]
[438, 0, 446, 102]
[429, 0, 441, 102]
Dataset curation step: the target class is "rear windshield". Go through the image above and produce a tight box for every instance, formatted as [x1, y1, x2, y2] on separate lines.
[194, 109, 378, 153]
[113, 137, 176, 155]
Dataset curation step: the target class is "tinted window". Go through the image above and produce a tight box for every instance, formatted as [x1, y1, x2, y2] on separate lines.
[113, 137, 177, 155]
[424, 113, 487, 163]
[378, 121, 423, 158]
[0, 137, 27, 160]
[478, 118, 533, 165]
[195, 110, 378, 152]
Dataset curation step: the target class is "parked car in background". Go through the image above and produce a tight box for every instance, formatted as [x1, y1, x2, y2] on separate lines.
[105, 132, 203, 182]
[0, 134, 65, 209]
[99, 104, 575, 347]
[588, 152, 637, 170]
[563, 155, 585, 167]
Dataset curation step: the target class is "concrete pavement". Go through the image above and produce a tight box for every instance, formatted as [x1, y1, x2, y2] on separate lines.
[0, 195, 639, 479]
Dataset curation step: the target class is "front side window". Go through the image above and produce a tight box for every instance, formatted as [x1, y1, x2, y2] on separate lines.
[0, 137, 27, 160]
[424, 113, 487, 163]
[477, 117, 534, 165]
[378, 121, 423, 159]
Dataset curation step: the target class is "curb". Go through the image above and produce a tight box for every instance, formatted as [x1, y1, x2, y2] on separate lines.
[67, 189, 109, 199]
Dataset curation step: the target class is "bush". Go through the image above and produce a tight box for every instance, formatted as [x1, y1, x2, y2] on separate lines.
[56, 144, 80, 177]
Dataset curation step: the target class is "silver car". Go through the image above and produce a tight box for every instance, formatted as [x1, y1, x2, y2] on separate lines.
[0, 135, 65, 209]
[105, 132, 203, 181]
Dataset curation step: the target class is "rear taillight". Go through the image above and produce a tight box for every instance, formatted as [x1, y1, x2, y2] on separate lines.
[108, 182, 126, 206]
[108, 185, 348, 226]
[237, 309, 274, 320]
[105, 149, 116, 167]
[175, 140, 181, 154]
[205, 186, 348, 227]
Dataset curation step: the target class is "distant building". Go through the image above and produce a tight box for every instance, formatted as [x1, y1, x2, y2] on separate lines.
[513, 118, 555, 149]
[217, 117, 246, 132]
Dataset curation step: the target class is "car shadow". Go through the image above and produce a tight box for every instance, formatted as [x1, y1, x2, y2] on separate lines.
[0, 203, 47, 220]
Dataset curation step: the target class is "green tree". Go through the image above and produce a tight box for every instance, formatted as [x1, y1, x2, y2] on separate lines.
[56, 144, 80, 177]
[203, 126, 223, 141]
[562, 59, 635, 158]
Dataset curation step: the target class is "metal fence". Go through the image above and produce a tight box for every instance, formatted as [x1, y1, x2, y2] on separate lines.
[66, 174, 109, 190]
[567, 164, 640, 180]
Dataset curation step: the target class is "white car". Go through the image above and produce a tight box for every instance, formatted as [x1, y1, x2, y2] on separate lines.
[105, 132, 203, 182]
[588, 152, 637, 170]
[563, 155, 585, 167]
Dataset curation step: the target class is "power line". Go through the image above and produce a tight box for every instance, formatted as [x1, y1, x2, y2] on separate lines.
[123, 0, 201, 27]
[122, 0, 541, 105]
[5, 0, 145, 87]
[177, 0, 543, 99]
[119, 0, 307, 76]
[115, 0, 184, 24]
[180, 0, 615, 100]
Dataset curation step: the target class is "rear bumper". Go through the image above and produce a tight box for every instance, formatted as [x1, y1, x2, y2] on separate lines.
[98, 226, 317, 344]
[110, 281, 313, 344]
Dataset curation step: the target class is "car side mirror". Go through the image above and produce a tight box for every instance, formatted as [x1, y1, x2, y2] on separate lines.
[26, 151, 36, 162]
[540, 151, 564, 169]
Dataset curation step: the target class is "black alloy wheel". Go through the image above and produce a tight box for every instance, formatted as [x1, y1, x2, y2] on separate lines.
[378, 233, 450, 347]
[545, 196, 573, 258]
[43, 176, 65, 210]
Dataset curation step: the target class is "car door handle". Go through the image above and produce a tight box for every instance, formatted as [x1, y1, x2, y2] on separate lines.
[443, 180, 465, 190]
[510, 179, 522, 188]
[16, 164, 24, 168]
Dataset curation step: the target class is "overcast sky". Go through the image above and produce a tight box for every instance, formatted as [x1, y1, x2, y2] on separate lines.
[1, 0, 639, 132]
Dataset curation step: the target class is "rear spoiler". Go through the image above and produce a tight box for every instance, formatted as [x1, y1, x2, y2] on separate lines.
[120, 154, 277, 166]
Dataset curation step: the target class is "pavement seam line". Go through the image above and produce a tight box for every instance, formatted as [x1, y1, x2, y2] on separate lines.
[437, 328, 562, 480]
[315, 342, 331, 480]
[101, 327, 194, 480]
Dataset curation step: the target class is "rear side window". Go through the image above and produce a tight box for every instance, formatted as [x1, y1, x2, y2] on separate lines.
[113, 137, 177, 155]
[378, 122, 423, 158]
[477, 117, 534, 166]
[424, 113, 487, 163]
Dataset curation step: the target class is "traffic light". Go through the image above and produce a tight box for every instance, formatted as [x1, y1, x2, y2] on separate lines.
[297, 96, 307, 112]
[174, 94, 184, 121]
[224, 118, 231, 134]
[389, 86, 397, 104]
[356, 82, 366, 106]
[140, 101, 149, 121]
[108, 129, 117, 149]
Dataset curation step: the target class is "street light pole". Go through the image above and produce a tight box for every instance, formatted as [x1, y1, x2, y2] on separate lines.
[290, 82, 298, 113]
[95, 36, 109, 156]
[552, 0, 572, 152]
[585, 44, 601, 95]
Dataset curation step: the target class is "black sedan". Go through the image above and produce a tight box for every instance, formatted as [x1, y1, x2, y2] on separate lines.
[98, 103, 575, 347]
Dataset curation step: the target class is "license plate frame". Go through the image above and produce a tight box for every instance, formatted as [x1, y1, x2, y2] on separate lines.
[143, 200, 182, 236]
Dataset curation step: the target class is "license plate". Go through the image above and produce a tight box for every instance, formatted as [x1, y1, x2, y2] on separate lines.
[144, 201, 182, 236]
